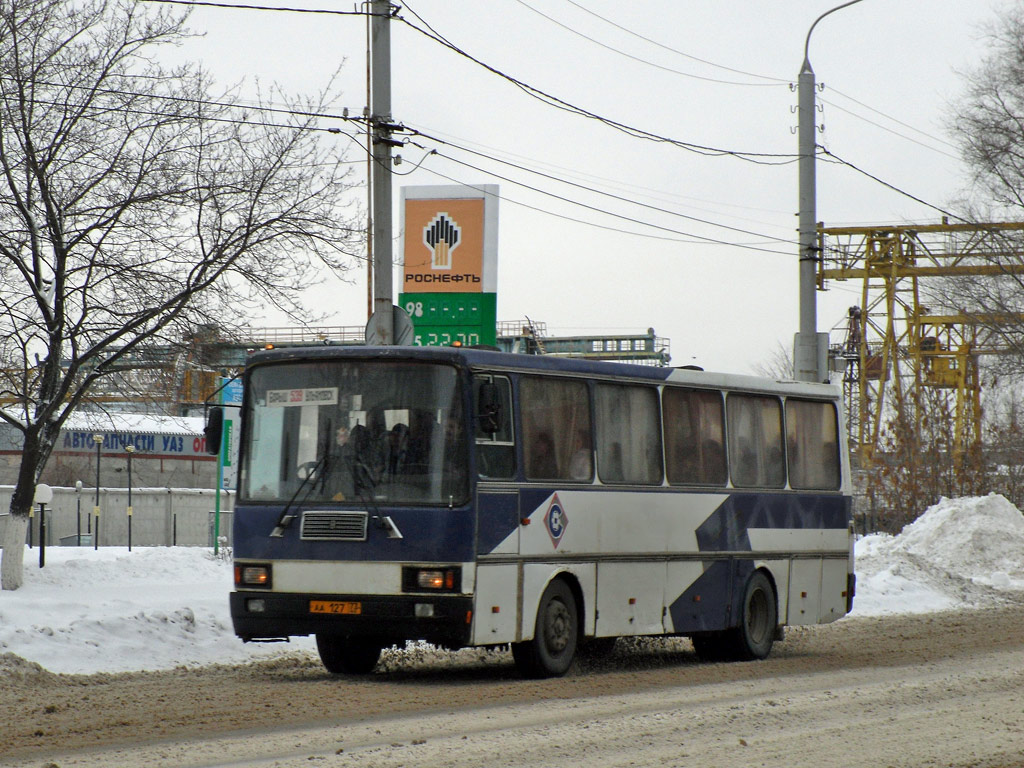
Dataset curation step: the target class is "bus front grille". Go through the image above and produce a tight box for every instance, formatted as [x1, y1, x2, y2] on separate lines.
[300, 511, 368, 541]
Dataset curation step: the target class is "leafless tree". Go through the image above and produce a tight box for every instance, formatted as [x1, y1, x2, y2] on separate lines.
[752, 341, 794, 380]
[940, 5, 1024, 374]
[0, 0, 362, 588]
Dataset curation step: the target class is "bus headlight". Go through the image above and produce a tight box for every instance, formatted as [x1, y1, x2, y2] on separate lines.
[402, 566, 460, 593]
[235, 564, 272, 588]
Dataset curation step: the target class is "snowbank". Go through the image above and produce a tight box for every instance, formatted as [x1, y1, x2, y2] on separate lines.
[1, 495, 1023, 674]
[852, 493, 1024, 616]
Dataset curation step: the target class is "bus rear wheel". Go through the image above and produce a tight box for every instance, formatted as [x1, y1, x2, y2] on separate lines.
[512, 579, 578, 678]
[728, 570, 777, 660]
[315, 634, 383, 674]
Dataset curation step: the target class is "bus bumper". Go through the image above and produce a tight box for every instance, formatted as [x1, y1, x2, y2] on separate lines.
[230, 591, 475, 649]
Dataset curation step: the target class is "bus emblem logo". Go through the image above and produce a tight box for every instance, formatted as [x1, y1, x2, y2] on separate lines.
[544, 494, 568, 549]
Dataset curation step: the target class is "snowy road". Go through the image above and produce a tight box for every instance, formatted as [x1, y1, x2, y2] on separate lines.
[3, 602, 1023, 768]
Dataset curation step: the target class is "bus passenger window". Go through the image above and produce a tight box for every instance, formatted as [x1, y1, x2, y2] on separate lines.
[663, 388, 726, 486]
[521, 376, 591, 482]
[595, 384, 661, 485]
[727, 393, 785, 489]
[473, 375, 515, 479]
[786, 399, 840, 490]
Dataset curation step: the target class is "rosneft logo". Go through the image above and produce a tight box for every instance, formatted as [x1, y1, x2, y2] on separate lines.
[424, 213, 461, 270]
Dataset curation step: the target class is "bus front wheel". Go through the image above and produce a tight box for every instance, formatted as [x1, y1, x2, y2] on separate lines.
[512, 579, 578, 678]
[315, 634, 382, 674]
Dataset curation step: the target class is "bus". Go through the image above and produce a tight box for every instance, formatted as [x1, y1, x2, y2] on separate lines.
[212, 345, 853, 678]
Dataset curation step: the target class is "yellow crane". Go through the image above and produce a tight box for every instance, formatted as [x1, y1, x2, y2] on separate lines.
[818, 221, 1024, 469]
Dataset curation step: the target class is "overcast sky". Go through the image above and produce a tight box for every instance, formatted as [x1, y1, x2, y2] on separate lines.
[168, 0, 1006, 373]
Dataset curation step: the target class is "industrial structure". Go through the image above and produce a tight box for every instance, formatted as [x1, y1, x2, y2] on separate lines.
[819, 221, 1024, 468]
[72, 321, 671, 416]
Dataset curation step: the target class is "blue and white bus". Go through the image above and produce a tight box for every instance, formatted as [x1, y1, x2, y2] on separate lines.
[217, 345, 853, 678]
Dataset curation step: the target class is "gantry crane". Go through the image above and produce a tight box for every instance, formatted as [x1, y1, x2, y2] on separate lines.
[818, 221, 1024, 468]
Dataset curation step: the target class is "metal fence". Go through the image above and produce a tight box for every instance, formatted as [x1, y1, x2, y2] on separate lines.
[0, 486, 234, 548]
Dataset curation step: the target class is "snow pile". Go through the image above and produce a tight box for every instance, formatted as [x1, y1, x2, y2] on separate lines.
[1, 495, 1023, 674]
[0, 546, 313, 674]
[852, 493, 1024, 616]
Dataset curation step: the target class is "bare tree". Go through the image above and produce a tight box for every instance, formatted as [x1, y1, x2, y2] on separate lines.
[941, 5, 1024, 373]
[752, 341, 794, 380]
[0, 0, 362, 588]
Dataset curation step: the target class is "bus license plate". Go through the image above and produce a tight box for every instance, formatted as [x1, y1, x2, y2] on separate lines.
[310, 600, 362, 615]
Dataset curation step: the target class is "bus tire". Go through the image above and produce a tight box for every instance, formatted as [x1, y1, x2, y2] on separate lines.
[315, 634, 382, 674]
[511, 579, 578, 678]
[728, 570, 777, 660]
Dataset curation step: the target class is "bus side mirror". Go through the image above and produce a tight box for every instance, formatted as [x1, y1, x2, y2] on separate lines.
[476, 382, 503, 434]
[204, 407, 224, 456]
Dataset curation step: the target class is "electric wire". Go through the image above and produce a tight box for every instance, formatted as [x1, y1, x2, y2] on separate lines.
[557, 0, 790, 84]
[417, 148, 793, 254]
[397, 2, 799, 165]
[511, 0, 784, 87]
[416, 162, 773, 247]
[817, 146, 968, 223]
[409, 127, 799, 246]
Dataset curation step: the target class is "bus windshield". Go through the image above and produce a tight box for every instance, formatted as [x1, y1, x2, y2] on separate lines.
[240, 360, 467, 506]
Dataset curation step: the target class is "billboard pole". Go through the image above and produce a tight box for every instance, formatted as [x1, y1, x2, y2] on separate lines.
[370, 0, 394, 345]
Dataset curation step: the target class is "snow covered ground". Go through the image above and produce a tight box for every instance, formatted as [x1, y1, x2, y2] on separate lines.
[2, 494, 1024, 675]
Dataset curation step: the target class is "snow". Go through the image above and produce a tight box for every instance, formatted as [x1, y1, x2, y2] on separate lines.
[1, 494, 1023, 675]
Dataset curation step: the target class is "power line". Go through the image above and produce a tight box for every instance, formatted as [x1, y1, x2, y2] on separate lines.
[139, 0, 368, 16]
[557, 0, 789, 84]
[417, 163, 774, 247]
[817, 146, 967, 223]
[397, 2, 799, 165]
[820, 97, 960, 160]
[511, 0, 784, 88]
[418, 148, 793, 255]
[409, 127, 799, 246]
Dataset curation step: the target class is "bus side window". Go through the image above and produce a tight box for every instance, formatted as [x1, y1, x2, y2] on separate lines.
[727, 393, 785, 489]
[521, 376, 591, 482]
[786, 399, 840, 490]
[473, 374, 515, 479]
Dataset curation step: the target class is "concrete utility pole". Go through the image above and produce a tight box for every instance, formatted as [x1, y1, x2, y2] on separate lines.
[370, 0, 394, 345]
[795, 0, 864, 383]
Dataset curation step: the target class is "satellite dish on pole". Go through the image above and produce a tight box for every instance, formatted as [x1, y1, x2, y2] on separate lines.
[366, 305, 415, 346]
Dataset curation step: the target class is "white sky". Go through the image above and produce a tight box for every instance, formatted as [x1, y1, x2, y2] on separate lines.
[2, 493, 1023, 674]
[166, 0, 1008, 373]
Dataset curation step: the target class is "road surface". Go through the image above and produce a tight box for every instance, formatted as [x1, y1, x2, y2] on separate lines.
[2, 601, 1023, 767]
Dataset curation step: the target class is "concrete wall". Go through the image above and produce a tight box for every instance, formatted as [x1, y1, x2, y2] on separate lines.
[0, 486, 234, 548]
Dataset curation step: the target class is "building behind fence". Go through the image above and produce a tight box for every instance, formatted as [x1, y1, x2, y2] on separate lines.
[0, 486, 234, 548]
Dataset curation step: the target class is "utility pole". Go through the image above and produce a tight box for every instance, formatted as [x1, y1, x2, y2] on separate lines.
[794, 0, 864, 383]
[794, 43, 820, 383]
[370, 0, 395, 344]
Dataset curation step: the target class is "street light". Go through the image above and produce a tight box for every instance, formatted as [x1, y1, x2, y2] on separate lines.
[93, 433, 103, 550]
[795, 0, 865, 383]
[126, 445, 135, 552]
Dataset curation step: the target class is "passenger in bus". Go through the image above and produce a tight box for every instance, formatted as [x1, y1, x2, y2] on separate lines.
[569, 429, 592, 480]
[326, 423, 354, 500]
[442, 412, 468, 498]
[529, 431, 558, 478]
[701, 439, 726, 484]
[388, 423, 409, 475]
[406, 410, 435, 472]
[602, 441, 624, 483]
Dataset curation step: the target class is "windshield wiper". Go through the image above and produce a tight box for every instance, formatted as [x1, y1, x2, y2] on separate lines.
[270, 429, 332, 538]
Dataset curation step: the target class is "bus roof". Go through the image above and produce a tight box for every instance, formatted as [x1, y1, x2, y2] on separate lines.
[246, 345, 840, 399]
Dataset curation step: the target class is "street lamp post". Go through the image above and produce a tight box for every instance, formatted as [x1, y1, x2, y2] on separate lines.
[795, 0, 865, 383]
[126, 445, 135, 551]
[93, 433, 103, 550]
